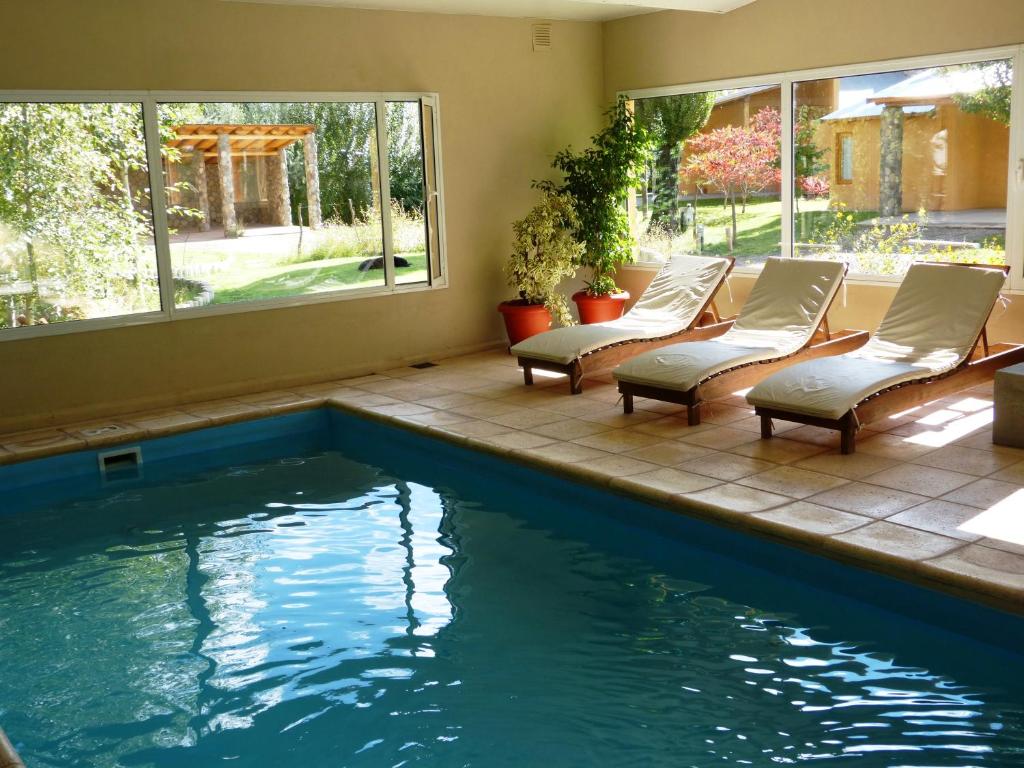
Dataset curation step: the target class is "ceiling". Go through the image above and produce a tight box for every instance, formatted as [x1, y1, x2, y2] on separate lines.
[227, 0, 757, 21]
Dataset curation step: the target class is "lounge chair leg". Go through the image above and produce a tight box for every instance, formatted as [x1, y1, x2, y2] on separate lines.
[841, 424, 856, 455]
[760, 414, 773, 440]
[622, 392, 634, 414]
[687, 403, 702, 426]
[569, 362, 584, 395]
[523, 366, 533, 386]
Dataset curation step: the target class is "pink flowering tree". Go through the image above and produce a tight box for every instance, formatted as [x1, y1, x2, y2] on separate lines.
[684, 107, 781, 241]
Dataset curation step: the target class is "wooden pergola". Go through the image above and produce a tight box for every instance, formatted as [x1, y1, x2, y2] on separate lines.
[167, 123, 321, 236]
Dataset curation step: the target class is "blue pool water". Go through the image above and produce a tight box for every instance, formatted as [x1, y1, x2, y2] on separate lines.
[0, 410, 1022, 767]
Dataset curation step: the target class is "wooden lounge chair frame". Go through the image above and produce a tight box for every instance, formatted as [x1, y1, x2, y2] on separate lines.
[754, 264, 1024, 454]
[618, 265, 868, 426]
[518, 258, 736, 395]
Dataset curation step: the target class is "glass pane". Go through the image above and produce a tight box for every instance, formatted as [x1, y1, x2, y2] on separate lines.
[0, 102, 159, 330]
[385, 101, 429, 286]
[422, 101, 443, 283]
[794, 60, 1011, 275]
[632, 86, 782, 268]
[159, 101, 385, 307]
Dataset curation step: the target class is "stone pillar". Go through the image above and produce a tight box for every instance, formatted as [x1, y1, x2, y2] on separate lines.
[267, 149, 292, 226]
[303, 133, 322, 229]
[879, 105, 904, 218]
[217, 133, 238, 238]
[190, 151, 211, 232]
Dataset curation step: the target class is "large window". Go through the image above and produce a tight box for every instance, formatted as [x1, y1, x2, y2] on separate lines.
[0, 92, 446, 337]
[793, 59, 1012, 275]
[625, 46, 1024, 288]
[0, 102, 159, 329]
[631, 86, 782, 268]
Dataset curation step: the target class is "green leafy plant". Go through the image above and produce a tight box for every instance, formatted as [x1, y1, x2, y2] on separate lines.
[538, 98, 652, 296]
[505, 190, 583, 326]
[584, 274, 618, 297]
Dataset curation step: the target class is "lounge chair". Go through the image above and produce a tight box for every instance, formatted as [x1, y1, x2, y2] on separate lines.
[614, 258, 868, 425]
[747, 262, 1024, 454]
[512, 255, 734, 394]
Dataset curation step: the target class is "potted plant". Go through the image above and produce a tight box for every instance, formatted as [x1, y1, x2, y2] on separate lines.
[539, 98, 652, 324]
[498, 190, 583, 346]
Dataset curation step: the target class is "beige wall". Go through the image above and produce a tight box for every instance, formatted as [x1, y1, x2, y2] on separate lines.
[0, 0, 604, 432]
[604, 0, 1024, 97]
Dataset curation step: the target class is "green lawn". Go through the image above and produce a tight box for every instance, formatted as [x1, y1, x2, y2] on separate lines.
[639, 198, 877, 265]
[210, 251, 427, 304]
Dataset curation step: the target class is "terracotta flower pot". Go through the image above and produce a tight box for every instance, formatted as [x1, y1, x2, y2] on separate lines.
[498, 300, 552, 346]
[572, 290, 630, 324]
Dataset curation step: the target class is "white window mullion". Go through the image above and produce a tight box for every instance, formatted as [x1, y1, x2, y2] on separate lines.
[142, 98, 175, 318]
[375, 97, 396, 289]
[780, 78, 794, 259]
[1005, 46, 1024, 291]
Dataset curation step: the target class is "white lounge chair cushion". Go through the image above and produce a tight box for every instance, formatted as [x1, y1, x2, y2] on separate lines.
[510, 255, 731, 365]
[746, 263, 1007, 420]
[614, 258, 846, 392]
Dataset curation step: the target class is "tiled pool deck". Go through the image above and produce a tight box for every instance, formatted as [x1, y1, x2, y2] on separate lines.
[2, 348, 1022, 613]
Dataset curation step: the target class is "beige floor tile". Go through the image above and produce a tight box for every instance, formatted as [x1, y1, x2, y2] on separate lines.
[528, 418, 614, 441]
[377, 366, 424, 378]
[62, 420, 146, 447]
[336, 374, 387, 387]
[485, 408, 566, 430]
[807, 482, 928, 518]
[785, 425, 871, 449]
[926, 545, 1024, 591]
[328, 391, 403, 407]
[678, 452, 776, 481]
[578, 408, 661, 428]
[886, 500, 985, 542]
[832, 521, 964, 561]
[123, 410, 212, 436]
[631, 416, 710, 440]
[728, 437, 829, 464]
[611, 467, 719, 499]
[979, 538, 1024, 556]
[573, 429, 663, 454]
[2, 428, 87, 458]
[235, 391, 320, 410]
[792, 450, 898, 480]
[863, 463, 975, 498]
[754, 502, 872, 536]
[681, 426, 760, 451]
[447, 400, 523, 418]
[622, 440, 713, 467]
[855, 432, 937, 461]
[440, 420, 514, 438]
[680, 483, 791, 514]
[526, 442, 611, 464]
[911, 445, 1020, 476]
[179, 400, 270, 426]
[583, 454, 664, 478]
[371, 383, 453, 402]
[364, 402, 435, 417]
[481, 431, 557, 451]
[533, 397, 603, 418]
[415, 393, 485, 409]
[739, 465, 848, 499]
[989, 459, 1024, 484]
[700, 403, 753, 425]
[403, 410, 474, 427]
[941, 478, 1022, 509]
[731, 415, 803, 435]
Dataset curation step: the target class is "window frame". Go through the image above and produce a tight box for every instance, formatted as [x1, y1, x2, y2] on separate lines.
[0, 90, 448, 341]
[835, 132, 854, 185]
[621, 44, 1024, 292]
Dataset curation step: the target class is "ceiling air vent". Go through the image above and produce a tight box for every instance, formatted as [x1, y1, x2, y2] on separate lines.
[532, 23, 552, 53]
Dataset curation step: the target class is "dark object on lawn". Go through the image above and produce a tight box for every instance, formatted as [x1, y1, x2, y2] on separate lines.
[358, 256, 411, 271]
